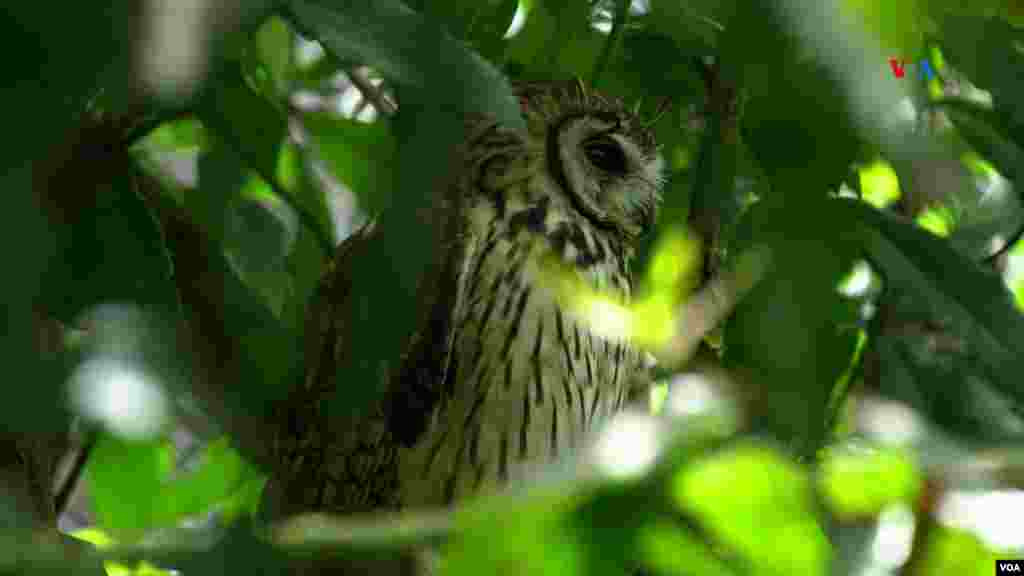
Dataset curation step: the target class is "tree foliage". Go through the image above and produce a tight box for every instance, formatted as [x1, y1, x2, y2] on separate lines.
[4, 0, 1024, 574]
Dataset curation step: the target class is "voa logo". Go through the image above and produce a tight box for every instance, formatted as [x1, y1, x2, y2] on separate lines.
[887, 57, 935, 81]
[998, 560, 1022, 573]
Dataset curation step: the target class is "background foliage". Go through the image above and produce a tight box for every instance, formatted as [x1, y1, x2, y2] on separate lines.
[4, 0, 1024, 574]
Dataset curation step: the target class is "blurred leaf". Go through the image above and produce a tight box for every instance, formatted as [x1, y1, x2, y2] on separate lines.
[619, 31, 705, 100]
[87, 434, 174, 541]
[284, 0, 524, 131]
[642, 0, 730, 54]
[144, 519, 289, 576]
[818, 445, 921, 518]
[303, 111, 396, 214]
[937, 15, 1024, 128]
[724, 196, 861, 454]
[161, 437, 263, 523]
[445, 491, 584, 575]
[843, 199, 1024, 416]
[1, 4, 134, 173]
[730, 3, 863, 195]
[675, 444, 830, 575]
[146, 183, 300, 469]
[504, 0, 603, 79]
[250, 16, 295, 99]
[843, 0, 927, 57]
[138, 118, 207, 152]
[941, 103, 1024, 183]
[196, 61, 287, 185]
[637, 521, 736, 576]
[39, 149, 178, 324]
[416, 0, 519, 63]
[859, 159, 902, 208]
[914, 525, 996, 576]
[193, 140, 248, 244]
[331, 94, 459, 418]
[878, 331, 1024, 442]
[2, 166, 62, 431]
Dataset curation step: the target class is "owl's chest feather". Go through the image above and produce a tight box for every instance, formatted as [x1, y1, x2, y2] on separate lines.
[396, 198, 641, 506]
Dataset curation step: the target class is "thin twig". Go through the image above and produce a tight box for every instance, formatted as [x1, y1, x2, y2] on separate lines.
[347, 68, 397, 116]
[53, 430, 97, 519]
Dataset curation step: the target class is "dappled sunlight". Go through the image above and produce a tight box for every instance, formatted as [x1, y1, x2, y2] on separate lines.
[66, 304, 172, 440]
[590, 410, 665, 480]
[837, 260, 877, 298]
[503, 1, 527, 39]
[857, 398, 925, 447]
[69, 357, 169, 440]
[869, 505, 916, 569]
[859, 160, 901, 208]
[537, 225, 766, 369]
[915, 206, 954, 237]
[939, 490, 1024, 551]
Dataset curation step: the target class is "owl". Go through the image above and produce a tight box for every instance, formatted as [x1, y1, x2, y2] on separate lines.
[266, 79, 665, 519]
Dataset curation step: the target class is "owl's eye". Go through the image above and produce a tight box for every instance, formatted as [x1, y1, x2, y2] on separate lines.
[582, 137, 628, 174]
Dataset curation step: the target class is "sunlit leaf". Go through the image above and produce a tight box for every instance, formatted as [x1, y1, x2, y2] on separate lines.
[674, 444, 831, 575]
[818, 444, 921, 518]
[87, 434, 174, 540]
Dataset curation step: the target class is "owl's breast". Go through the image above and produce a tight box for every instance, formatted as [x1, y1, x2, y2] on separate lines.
[397, 198, 642, 508]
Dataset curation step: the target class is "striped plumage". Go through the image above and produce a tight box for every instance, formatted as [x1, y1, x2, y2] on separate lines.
[267, 80, 665, 518]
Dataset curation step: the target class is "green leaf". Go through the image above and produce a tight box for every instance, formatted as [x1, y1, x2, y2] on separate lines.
[87, 434, 173, 540]
[819, 445, 921, 518]
[941, 103, 1024, 183]
[193, 140, 248, 244]
[0, 167, 63, 432]
[504, 0, 603, 79]
[674, 444, 830, 575]
[619, 31, 705, 100]
[40, 157, 178, 323]
[251, 16, 295, 99]
[149, 184, 301, 460]
[196, 61, 287, 183]
[138, 118, 207, 152]
[329, 95, 459, 418]
[728, 3, 863, 195]
[283, 0, 523, 131]
[415, 0, 519, 63]
[644, 0, 731, 53]
[841, 199, 1024, 410]
[445, 491, 584, 575]
[302, 111, 397, 214]
[937, 15, 1024, 129]
[878, 333, 1024, 442]
[724, 197, 860, 454]
[161, 437, 262, 523]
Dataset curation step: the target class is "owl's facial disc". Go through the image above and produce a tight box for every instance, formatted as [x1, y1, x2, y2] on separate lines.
[553, 114, 663, 237]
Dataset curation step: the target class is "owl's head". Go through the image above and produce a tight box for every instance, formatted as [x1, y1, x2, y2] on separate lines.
[516, 80, 665, 238]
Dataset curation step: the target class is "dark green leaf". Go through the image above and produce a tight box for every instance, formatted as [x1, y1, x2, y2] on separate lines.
[284, 0, 523, 131]
[877, 333, 1024, 442]
[39, 157, 178, 323]
[941, 103, 1024, 183]
[937, 15, 1024, 129]
[724, 197, 860, 455]
[194, 141, 248, 244]
[196, 61, 288, 183]
[841, 199, 1024, 410]
[302, 112, 397, 214]
[728, 3, 862, 195]
[504, 0, 603, 80]
[330, 93, 458, 418]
